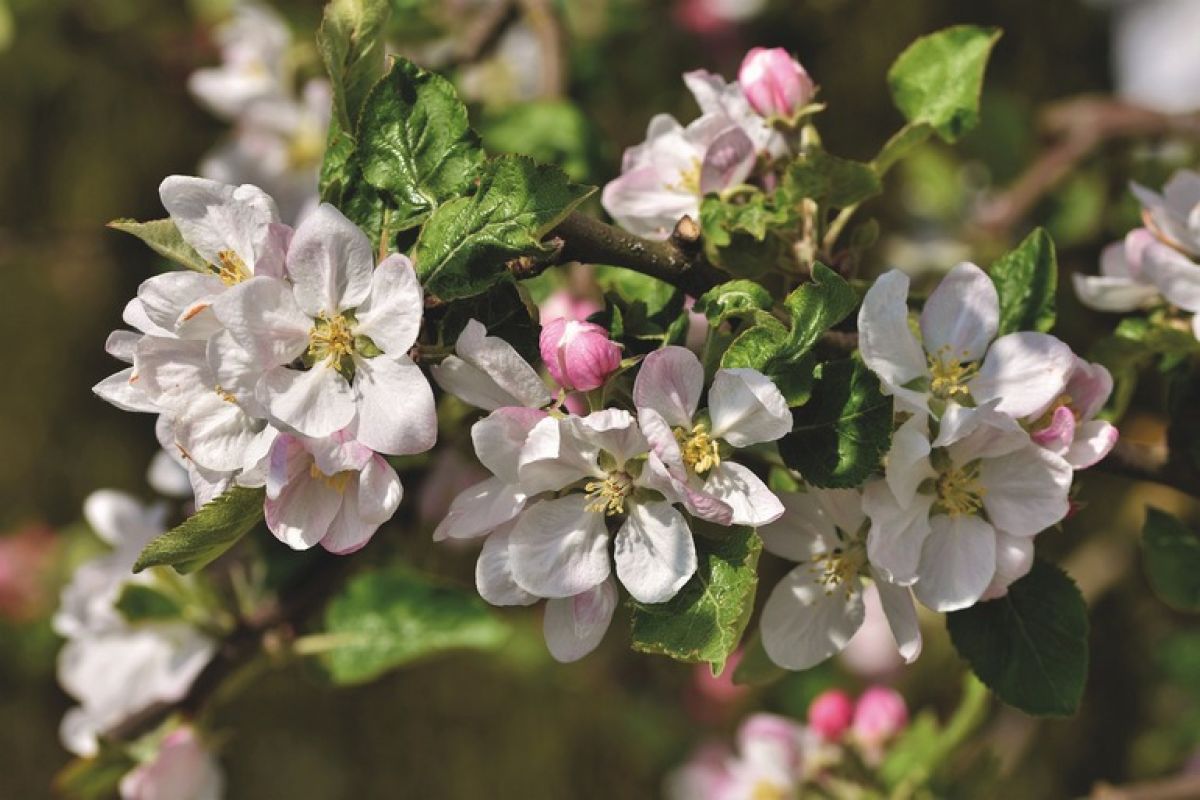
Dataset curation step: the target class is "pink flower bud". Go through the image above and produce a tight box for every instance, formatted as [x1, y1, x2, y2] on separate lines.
[738, 47, 815, 119]
[852, 686, 908, 747]
[539, 318, 622, 392]
[807, 689, 855, 742]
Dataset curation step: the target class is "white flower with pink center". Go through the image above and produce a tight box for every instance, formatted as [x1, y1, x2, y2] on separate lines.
[1027, 356, 1119, 470]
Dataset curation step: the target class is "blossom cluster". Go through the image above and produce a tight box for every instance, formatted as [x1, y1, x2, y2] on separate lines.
[667, 686, 908, 799]
[432, 322, 791, 662]
[1074, 168, 1200, 341]
[94, 176, 436, 554]
[189, 3, 330, 223]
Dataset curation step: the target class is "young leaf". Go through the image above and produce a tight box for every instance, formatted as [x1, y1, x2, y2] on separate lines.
[946, 559, 1089, 717]
[699, 191, 789, 278]
[990, 227, 1057, 336]
[629, 526, 762, 675]
[321, 566, 511, 685]
[888, 26, 1002, 142]
[107, 219, 207, 273]
[133, 487, 265, 575]
[1142, 507, 1200, 612]
[695, 279, 773, 327]
[778, 359, 893, 487]
[114, 583, 184, 623]
[358, 58, 484, 230]
[782, 263, 859, 356]
[414, 156, 594, 300]
[317, 0, 391, 134]
[783, 150, 882, 208]
[720, 314, 789, 372]
[872, 122, 934, 174]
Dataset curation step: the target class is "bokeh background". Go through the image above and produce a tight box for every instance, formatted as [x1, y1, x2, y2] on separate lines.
[2, 0, 1199, 797]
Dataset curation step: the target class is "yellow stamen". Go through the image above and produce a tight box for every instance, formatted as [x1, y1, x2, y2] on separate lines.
[584, 472, 633, 515]
[927, 345, 979, 401]
[935, 460, 986, 517]
[215, 385, 238, 404]
[668, 158, 703, 195]
[809, 541, 867, 598]
[215, 250, 251, 286]
[675, 423, 721, 475]
[308, 313, 356, 367]
[309, 462, 354, 494]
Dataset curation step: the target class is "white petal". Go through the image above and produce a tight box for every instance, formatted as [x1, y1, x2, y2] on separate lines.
[93, 367, 158, 413]
[870, 569, 922, 664]
[707, 368, 792, 447]
[83, 490, 165, 548]
[1140, 239, 1200, 312]
[886, 413, 936, 507]
[432, 478, 526, 541]
[321, 457, 401, 554]
[354, 253, 423, 354]
[476, 526, 538, 607]
[517, 416, 600, 495]
[206, 330, 269, 416]
[761, 565, 864, 670]
[258, 364, 356, 439]
[137, 271, 224, 336]
[638, 406, 684, 465]
[264, 466, 342, 550]
[971, 332, 1075, 418]
[858, 270, 929, 409]
[210, 276, 310, 366]
[758, 491, 841, 562]
[352, 354, 437, 456]
[638, 453, 734, 525]
[941, 404, 1030, 461]
[471, 407, 548, 484]
[509, 495, 611, 598]
[543, 579, 618, 663]
[174, 392, 263, 473]
[286, 203, 375, 315]
[863, 482, 933, 586]
[453, 319, 553, 409]
[920, 262, 999, 363]
[1064, 420, 1119, 469]
[913, 514, 996, 612]
[702, 462, 784, 526]
[430, 356, 519, 412]
[134, 336, 210, 414]
[980, 531, 1034, 601]
[104, 330, 140, 363]
[572, 409, 649, 467]
[980, 445, 1072, 536]
[633, 345, 705, 428]
[1072, 273, 1159, 312]
[159, 175, 280, 269]
[613, 501, 697, 603]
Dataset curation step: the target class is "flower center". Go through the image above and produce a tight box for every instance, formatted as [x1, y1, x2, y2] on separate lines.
[668, 158, 703, 195]
[810, 541, 867, 597]
[935, 460, 986, 517]
[584, 471, 633, 516]
[214, 385, 238, 404]
[927, 346, 978, 401]
[675, 424, 721, 475]
[308, 462, 354, 494]
[1030, 393, 1076, 429]
[750, 782, 790, 800]
[308, 313, 356, 374]
[215, 250, 251, 286]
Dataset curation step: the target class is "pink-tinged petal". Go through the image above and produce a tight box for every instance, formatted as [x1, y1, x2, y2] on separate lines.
[352, 354, 437, 456]
[471, 407, 548, 484]
[638, 407, 684, 465]
[354, 253, 423, 354]
[737, 48, 816, 120]
[305, 429, 373, 475]
[93, 367, 158, 413]
[210, 276, 310, 366]
[863, 482, 933, 586]
[1065, 358, 1114, 422]
[320, 458, 400, 554]
[980, 445, 1072, 536]
[699, 126, 756, 194]
[432, 478, 526, 542]
[543, 579, 618, 663]
[1124, 228, 1157, 276]
[434, 319, 552, 410]
[639, 454, 734, 525]
[971, 332, 1075, 418]
[137, 271, 225, 336]
[258, 363, 356, 439]
[702, 462, 784, 526]
[539, 319, 622, 392]
[858, 270, 929, 411]
[475, 525, 538, 607]
[913, 515, 996, 612]
[265, 434, 306, 501]
[633, 346, 705, 428]
[886, 413, 935, 508]
[286, 203, 374, 316]
[600, 164, 698, 240]
[919, 262, 999, 363]
[517, 416, 601, 494]
[1140, 239, 1200, 312]
[1071, 273, 1159, 312]
[255, 221, 292, 279]
[509, 495, 611, 598]
[979, 531, 1034, 601]
[761, 565, 864, 670]
[1031, 405, 1076, 450]
[708, 368, 792, 447]
[159, 175, 280, 270]
[614, 501, 696, 603]
[264, 466, 342, 550]
[1064, 420, 1119, 469]
[1100, 239, 1133, 279]
[870, 569, 922, 664]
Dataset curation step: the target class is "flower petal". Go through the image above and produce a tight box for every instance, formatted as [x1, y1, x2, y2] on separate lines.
[476, 525, 538, 607]
[458, 319, 553, 408]
[509, 495, 611, 598]
[137, 271, 224, 337]
[758, 491, 842, 562]
[210, 276, 310, 366]
[1064, 420, 1119, 469]
[886, 413, 936, 507]
[543, 579, 619, 663]
[920, 262, 999, 363]
[971, 332, 1075, 418]
[633, 346, 705, 428]
[863, 481, 933, 586]
[286, 203, 374, 316]
[1140, 239, 1200, 312]
[870, 569, 922, 664]
[354, 253, 423, 354]
[352, 354, 437, 456]
[913, 514, 996, 612]
[517, 416, 601, 495]
[321, 457, 401, 554]
[572, 409, 649, 467]
[93, 367, 158, 413]
[707, 368, 792, 446]
[702, 462, 784, 526]
[174, 392, 263, 473]
[980, 531, 1034, 601]
[471, 407, 548, 484]
[980, 445, 1073, 536]
[258, 364, 356, 439]
[614, 501, 697, 603]
[761, 565, 864, 670]
[159, 175, 280, 269]
[858, 270, 929, 411]
[432, 477, 526, 542]
[264, 466, 342, 551]
[1072, 274, 1160, 313]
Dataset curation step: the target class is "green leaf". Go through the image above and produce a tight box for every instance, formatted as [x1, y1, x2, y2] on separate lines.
[946, 559, 1089, 717]
[720, 313, 789, 372]
[321, 567, 511, 685]
[358, 58, 485, 230]
[114, 583, 184, 623]
[782, 263, 859, 356]
[629, 526, 762, 674]
[695, 280, 773, 327]
[783, 149, 882, 208]
[888, 26, 1002, 142]
[1143, 507, 1200, 612]
[133, 487, 265, 575]
[108, 218, 207, 273]
[699, 192, 789, 278]
[778, 359, 893, 487]
[872, 122, 934, 174]
[990, 227, 1057, 335]
[317, 0, 391, 134]
[414, 155, 594, 300]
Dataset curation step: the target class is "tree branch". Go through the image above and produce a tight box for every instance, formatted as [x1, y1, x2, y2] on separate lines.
[974, 96, 1200, 235]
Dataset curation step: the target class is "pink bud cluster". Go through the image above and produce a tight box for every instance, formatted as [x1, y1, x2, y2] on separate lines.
[807, 686, 909, 748]
[738, 47, 816, 119]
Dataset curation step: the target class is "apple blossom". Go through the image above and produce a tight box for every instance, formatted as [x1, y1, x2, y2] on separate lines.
[667, 713, 816, 800]
[431, 318, 554, 412]
[539, 317, 622, 391]
[119, 726, 224, 800]
[758, 487, 921, 670]
[264, 430, 402, 554]
[808, 689, 855, 742]
[864, 406, 1073, 612]
[634, 346, 790, 527]
[188, 3, 292, 120]
[210, 203, 436, 455]
[1073, 228, 1162, 312]
[683, 69, 787, 157]
[851, 686, 908, 750]
[1028, 355, 1119, 470]
[738, 47, 817, 120]
[859, 262, 1077, 419]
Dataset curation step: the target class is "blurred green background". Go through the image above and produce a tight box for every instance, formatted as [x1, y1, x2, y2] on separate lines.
[1, 0, 1198, 797]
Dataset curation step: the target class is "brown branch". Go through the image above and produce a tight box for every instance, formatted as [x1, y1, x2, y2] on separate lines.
[975, 96, 1200, 235]
[1090, 774, 1200, 800]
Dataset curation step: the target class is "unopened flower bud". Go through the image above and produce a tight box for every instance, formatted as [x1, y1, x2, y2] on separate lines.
[738, 47, 815, 119]
[852, 686, 908, 747]
[539, 318, 622, 392]
[808, 689, 855, 742]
